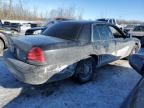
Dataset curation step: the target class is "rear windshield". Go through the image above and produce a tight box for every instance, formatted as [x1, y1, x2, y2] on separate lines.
[42, 22, 81, 41]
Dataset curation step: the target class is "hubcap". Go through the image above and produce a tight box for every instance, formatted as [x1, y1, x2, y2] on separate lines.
[79, 61, 92, 80]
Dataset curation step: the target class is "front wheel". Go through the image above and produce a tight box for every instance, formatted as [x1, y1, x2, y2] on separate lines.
[73, 58, 95, 83]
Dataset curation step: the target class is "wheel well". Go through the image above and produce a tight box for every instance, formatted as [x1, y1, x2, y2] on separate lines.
[135, 43, 140, 49]
[135, 43, 138, 46]
[0, 37, 5, 48]
[90, 54, 98, 65]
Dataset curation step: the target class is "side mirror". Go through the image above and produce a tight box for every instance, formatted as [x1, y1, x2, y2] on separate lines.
[129, 54, 144, 77]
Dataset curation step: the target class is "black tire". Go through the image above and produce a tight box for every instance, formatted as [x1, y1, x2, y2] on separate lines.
[0, 39, 4, 53]
[73, 57, 95, 83]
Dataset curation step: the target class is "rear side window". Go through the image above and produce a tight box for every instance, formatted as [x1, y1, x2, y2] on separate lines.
[93, 24, 113, 41]
[42, 22, 81, 41]
[78, 24, 91, 43]
[93, 25, 101, 40]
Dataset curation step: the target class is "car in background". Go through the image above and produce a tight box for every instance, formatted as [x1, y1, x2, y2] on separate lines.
[0, 31, 9, 53]
[25, 18, 72, 35]
[2, 22, 21, 33]
[10, 23, 21, 33]
[124, 24, 135, 34]
[4, 21, 140, 85]
[0, 21, 15, 53]
[128, 25, 144, 46]
[0, 20, 3, 28]
[0, 20, 22, 53]
[29, 23, 41, 28]
[97, 18, 123, 30]
[3, 21, 11, 28]
[20, 23, 31, 32]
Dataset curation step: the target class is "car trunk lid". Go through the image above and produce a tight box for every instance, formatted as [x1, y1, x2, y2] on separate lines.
[7, 35, 71, 64]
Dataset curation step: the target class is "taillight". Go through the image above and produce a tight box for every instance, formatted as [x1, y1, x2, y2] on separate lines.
[27, 47, 45, 63]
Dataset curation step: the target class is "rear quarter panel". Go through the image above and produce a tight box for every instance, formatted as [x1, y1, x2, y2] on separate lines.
[44, 44, 94, 66]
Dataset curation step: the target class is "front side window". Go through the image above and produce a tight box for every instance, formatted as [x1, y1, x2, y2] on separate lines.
[109, 26, 123, 38]
[93, 24, 113, 42]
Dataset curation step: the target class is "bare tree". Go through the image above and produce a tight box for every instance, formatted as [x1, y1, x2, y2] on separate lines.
[0, 1, 83, 21]
[49, 7, 83, 20]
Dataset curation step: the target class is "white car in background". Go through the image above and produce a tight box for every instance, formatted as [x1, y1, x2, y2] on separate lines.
[20, 23, 31, 32]
[97, 18, 123, 30]
[129, 25, 144, 46]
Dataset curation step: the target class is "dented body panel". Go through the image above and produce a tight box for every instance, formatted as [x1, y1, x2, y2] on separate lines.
[4, 21, 141, 85]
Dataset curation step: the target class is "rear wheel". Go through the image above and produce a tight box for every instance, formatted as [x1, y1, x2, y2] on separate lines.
[0, 39, 4, 53]
[73, 58, 95, 83]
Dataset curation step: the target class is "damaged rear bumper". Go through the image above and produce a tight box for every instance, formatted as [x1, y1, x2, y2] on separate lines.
[4, 51, 76, 85]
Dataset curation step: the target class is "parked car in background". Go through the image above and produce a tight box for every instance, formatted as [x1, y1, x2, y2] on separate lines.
[29, 23, 40, 28]
[4, 21, 140, 85]
[25, 18, 72, 35]
[10, 23, 21, 33]
[0, 21, 15, 53]
[3, 21, 11, 28]
[0, 20, 3, 28]
[124, 24, 135, 34]
[97, 18, 123, 30]
[20, 23, 31, 32]
[128, 25, 144, 46]
[2, 21, 21, 33]
[0, 31, 9, 53]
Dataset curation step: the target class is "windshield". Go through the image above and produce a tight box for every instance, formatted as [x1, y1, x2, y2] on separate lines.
[42, 22, 82, 41]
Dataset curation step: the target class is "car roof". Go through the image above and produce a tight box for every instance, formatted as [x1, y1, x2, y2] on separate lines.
[58, 20, 108, 25]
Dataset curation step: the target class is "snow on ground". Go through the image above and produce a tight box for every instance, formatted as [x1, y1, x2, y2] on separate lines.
[0, 55, 141, 108]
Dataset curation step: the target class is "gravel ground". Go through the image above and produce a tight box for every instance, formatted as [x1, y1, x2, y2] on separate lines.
[0, 56, 141, 108]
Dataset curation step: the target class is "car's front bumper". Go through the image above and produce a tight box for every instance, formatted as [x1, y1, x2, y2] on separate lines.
[4, 51, 75, 85]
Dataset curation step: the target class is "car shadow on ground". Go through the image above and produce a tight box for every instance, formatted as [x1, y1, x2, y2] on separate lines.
[1, 60, 141, 108]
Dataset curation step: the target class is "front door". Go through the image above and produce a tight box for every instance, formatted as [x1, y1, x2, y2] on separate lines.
[108, 25, 134, 58]
[92, 24, 116, 66]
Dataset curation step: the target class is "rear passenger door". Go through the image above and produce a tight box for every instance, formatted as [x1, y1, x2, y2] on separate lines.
[92, 24, 117, 66]
[108, 25, 134, 58]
